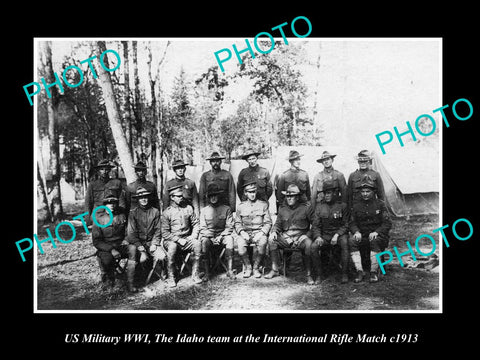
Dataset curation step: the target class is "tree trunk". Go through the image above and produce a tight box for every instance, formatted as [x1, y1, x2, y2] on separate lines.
[132, 41, 144, 154]
[95, 41, 136, 184]
[37, 161, 52, 223]
[121, 41, 133, 153]
[41, 41, 64, 221]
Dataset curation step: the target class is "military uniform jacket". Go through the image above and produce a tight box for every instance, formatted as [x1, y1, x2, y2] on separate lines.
[347, 169, 385, 207]
[234, 199, 272, 235]
[161, 203, 200, 243]
[162, 177, 199, 215]
[311, 168, 347, 205]
[126, 179, 160, 212]
[199, 204, 234, 238]
[312, 200, 349, 239]
[276, 167, 311, 205]
[273, 202, 314, 237]
[237, 165, 273, 202]
[127, 205, 162, 247]
[85, 178, 126, 215]
[349, 198, 391, 237]
[92, 211, 127, 252]
[199, 169, 236, 212]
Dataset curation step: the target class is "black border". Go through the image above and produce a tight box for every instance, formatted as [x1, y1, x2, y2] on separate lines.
[6, 5, 479, 354]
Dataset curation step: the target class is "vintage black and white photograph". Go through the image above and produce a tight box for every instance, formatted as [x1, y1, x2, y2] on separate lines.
[34, 38, 441, 312]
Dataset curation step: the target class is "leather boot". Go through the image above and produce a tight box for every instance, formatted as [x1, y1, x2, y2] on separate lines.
[225, 249, 235, 278]
[253, 254, 263, 278]
[166, 262, 177, 288]
[304, 255, 314, 285]
[126, 261, 138, 293]
[354, 270, 364, 283]
[203, 256, 210, 282]
[312, 254, 322, 284]
[96, 256, 108, 286]
[241, 253, 252, 278]
[191, 255, 203, 284]
[226, 250, 236, 279]
[265, 249, 280, 279]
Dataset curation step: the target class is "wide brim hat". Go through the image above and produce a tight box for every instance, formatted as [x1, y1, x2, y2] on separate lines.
[241, 149, 261, 160]
[321, 181, 338, 193]
[103, 189, 119, 203]
[103, 196, 119, 204]
[286, 150, 303, 161]
[281, 184, 301, 196]
[206, 152, 225, 161]
[242, 180, 258, 192]
[316, 151, 337, 163]
[132, 186, 152, 198]
[359, 180, 376, 190]
[134, 161, 148, 170]
[167, 184, 184, 196]
[95, 159, 115, 169]
[172, 159, 187, 169]
[207, 183, 224, 196]
[355, 150, 372, 161]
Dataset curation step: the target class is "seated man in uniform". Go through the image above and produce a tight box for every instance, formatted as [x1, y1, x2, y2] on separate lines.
[349, 179, 392, 283]
[234, 181, 272, 278]
[199, 183, 235, 280]
[311, 181, 350, 284]
[266, 184, 315, 284]
[161, 184, 201, 286]
[92, 190, 129, 290]
[126, 187, 166, 293]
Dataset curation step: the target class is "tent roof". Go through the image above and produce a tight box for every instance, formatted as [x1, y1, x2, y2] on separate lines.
[374, 145, 440, 194]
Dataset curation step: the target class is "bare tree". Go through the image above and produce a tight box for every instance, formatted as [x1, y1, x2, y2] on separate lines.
[40, 41, 64, 221]
[95, 41, 136, 184]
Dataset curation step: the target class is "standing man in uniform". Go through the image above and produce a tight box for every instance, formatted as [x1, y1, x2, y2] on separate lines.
[311, 181, 350, 284]
[266, 184, 315, 284]
[311, 151, 347, 208]
[85, 159, 126, 221]
[199, 183, 236, 279]
[276, 150, 311, 209]
[126, 160, 160, 213]
[162, 184, 201, 286]
[237, 149, 273, 203]
[347, 150, 385, 210]
[126, 187, 166, 293]
[199, 151, 236, 212]
[234, 181, 272, 278]
[349, 179, 392, 283]
[163, 159, 199, 217]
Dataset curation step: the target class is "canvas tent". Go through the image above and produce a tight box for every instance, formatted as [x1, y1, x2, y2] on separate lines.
[160, 145, 439, 217]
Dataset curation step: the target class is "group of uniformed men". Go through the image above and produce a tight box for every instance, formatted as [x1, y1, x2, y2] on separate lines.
[87, 148, 391, 293]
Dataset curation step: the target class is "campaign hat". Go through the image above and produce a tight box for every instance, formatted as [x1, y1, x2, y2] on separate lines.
[207, 183, 224, 196]
[241, 148, 261, 160]
[242, 181, 258, 192]
[132, 186, 152, 198]
[172, 159, 187, 169]
[134, 161, 148, 170]
[206, 151, 225, 161]
[281, 184, 301, 196]
[321, 181, 338, 193]
[316, 151, 337, 163]
[95, 159, 115, 169]
[286, 150, 303, 161]
[355, 150, 372, 161]
[167, 184, 184, 196]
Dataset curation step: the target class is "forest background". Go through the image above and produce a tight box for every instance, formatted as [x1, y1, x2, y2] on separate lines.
[35, 39, 440, 222]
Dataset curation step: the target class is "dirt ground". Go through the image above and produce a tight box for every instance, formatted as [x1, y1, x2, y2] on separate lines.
[36, 202, 440, 311]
